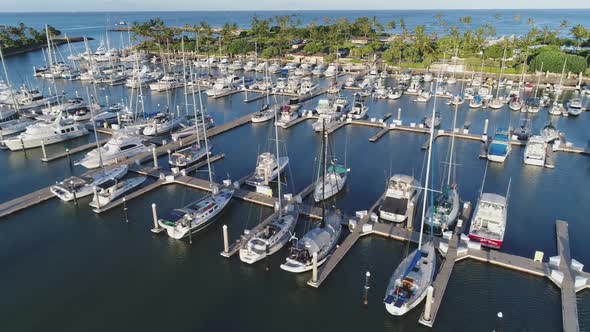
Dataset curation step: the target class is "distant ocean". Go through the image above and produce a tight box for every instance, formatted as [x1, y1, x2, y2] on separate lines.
[0, 9, 588, 41]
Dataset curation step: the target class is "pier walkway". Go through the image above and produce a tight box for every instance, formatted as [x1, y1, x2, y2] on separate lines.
[556, 220, 580, 332]
[0, 186, 55, 219]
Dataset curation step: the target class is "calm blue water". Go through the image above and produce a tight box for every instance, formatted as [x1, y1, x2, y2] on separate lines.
[1, 10, 590, 332]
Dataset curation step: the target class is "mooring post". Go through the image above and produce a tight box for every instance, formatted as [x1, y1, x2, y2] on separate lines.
[92, 186, 100, 210]
[71, 181, 78, 206]
[363, 271, 371, 306]
[406, 201, 415, 230]
[122, 197, 129, 223]
[66, 148, 71, 167]
[312, 252, 318, 283]
[483, 118, 489, 136]
[117, 112, 121, 127]
[397, 107, 402, 121]
[41, 140, 47, 160]
[151, 203, 159, 231]
[152, 148, 158, 169]
[424, 285, 434, 321]
[20, 138, 26, 154]
[265, 244, 270, 272]
[222, 224, 229, 253]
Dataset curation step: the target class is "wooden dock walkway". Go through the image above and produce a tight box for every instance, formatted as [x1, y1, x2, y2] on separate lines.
[307, 195, 384, 288]
[41, 137, 110, 162]
[556, 220, 580, 332]
[0, 186, 55, 219]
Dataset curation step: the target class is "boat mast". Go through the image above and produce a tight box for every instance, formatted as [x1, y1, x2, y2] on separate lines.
[321, 118, 327, 226]
[45, 24, 54, 69]
[188, 60, 201, 142]
[181, 38, 189, 121]
[496, 48, 506, 100]
[86, 87, 104, 171]
[274, 100, 282, 212]
[447, 102, 458, 186]
[418, 71, 441, 250]
[196, 74, 213, 188]
[0, 46, 21, 114]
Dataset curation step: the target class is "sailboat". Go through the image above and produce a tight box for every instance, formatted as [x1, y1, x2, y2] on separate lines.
[489, 49, 507, 110]
[313, 119, 349, 202]
[157, 77, 234, 240]
[426, 103, 461, 235]
[280, 123, 342, 273]
[384, 71, 439, 317]
[239, 106, 299, 264]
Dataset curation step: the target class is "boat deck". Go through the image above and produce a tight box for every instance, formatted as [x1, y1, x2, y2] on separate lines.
[40, 137, 111, 162]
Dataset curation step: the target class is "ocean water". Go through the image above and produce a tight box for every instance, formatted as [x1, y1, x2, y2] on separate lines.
[0, 10, 589, 332]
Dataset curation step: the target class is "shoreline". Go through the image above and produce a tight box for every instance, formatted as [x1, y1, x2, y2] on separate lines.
[3, 36, 94, 57]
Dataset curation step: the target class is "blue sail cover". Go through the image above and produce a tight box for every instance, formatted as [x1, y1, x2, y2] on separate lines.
[403, 250, 423, 279]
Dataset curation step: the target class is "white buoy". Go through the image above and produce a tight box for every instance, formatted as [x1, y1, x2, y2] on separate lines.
[152, 148, 158, 168]
[151, 203, 159, 231]
[497, 312, 503, 318]
[424, 285, 434, 321]
[312, 252, 318, 283]
[222, 224, 229, 253]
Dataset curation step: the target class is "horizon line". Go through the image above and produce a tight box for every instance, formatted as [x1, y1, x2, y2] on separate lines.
[2, 8, 590, 13]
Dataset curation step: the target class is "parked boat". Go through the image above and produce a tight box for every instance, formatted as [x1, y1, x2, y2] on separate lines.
[4, 113, 88, 151]
[514, 118, 532, 141]
[313, 121, 348, 202]
[541, 122, 559, 143]
[245, 152, 289, 187]
[487, 128, 511, 163]
[567, 97, 583, 116]
[89, 176, 146, 208]
[423, 112, 441, 128]
[524, 135, 547, 167]
[468, 191, 509, 249]
[76, 134, 150, 169]
[50, 165, 128, 201]
[168, 143, 212, 168]
[508, 96, 523, 111]
[348, 99, 368, 119]
[142, 113, 181, 136]
[149, 74, 181, 92]
[379, 174, 421, 223]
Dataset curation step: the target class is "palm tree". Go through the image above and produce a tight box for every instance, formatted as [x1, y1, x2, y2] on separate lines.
[570, 24, 589, 50]
[386, 20, 396, 31]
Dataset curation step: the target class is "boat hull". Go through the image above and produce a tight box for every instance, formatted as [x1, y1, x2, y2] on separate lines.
[468, 234, 503, 249]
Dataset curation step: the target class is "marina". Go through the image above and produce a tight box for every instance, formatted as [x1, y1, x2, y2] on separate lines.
[1, 8, 590, 332]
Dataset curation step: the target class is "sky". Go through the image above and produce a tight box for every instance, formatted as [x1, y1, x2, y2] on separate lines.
[2, 0, 590, 12]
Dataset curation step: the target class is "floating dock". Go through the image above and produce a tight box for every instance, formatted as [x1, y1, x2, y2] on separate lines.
[0, 186, 55, 219]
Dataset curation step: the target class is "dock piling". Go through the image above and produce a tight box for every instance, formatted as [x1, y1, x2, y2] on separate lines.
[152, 148, 158, 169]
[122, 197, 128, 223]
[41, 140, 47, 160]
[363, 271, 371, 306]
[66, 149, 71, 167]
[397, 108, 401, 121]
[70, 181, 78, 206]
[406, 201, 415, 230]
[265, 244, 270, 272]
[222, 225, 229, 253]
[150, 203, 160, 232]
[424, 285, 434, 321]
[92, 186, 100, 209]
[483, 119, 489, 136]
[312, 252, 318, 283]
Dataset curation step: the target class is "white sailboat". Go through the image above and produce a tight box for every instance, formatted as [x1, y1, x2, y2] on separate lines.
[281, 124, 342, 273]
[240, 105, 298, 264]
[313, 120, 348, 202]
[157, 77, 234, 240]
[384, 71, 439, 317]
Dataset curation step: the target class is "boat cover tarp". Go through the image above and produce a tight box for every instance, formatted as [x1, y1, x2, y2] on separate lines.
[381, 197, 408, 216]
[328, 165, 346, 174]
[301, 228, 331, 254]
[489, 143, 507, 156]
[403, 250, 423, 279]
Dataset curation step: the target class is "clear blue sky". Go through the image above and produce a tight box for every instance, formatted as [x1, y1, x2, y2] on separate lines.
[3, 0, 589, 12]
